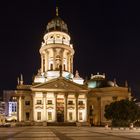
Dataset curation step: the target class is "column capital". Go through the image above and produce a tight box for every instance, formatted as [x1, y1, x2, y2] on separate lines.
[31, 93, 35, 99]
[21, 96, 25, 100]
[64, 93, 68, 98]
[75, 93, 79, 99]
[43, 93, 47, 98]
[54, 92, 58, 98]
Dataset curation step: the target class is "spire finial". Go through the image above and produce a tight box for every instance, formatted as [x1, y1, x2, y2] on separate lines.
[56, 7, 59, 16]
[20, 74, 23, 85]
[17, 77, 19, 85]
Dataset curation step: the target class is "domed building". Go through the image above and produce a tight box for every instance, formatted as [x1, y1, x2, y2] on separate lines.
[7, 8, 131, 126]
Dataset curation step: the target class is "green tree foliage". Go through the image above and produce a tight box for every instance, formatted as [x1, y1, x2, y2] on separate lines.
[104, 99, 140, 126]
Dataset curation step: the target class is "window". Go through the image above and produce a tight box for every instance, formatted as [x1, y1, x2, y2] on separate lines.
[69, 112, 73, 120]
[79, 112, 83, 120]
[26, 112, 30, 121]
[78, 101, 84, 105]
[12, 106, 15, 112]
[47, 100, 52, 105]
[68, 100, 73, 105]
[12, 104, 16, 112]
[63, 64, 66, 71]
[37, 100, 42, 105]
[50, 64, 53, 70]
[37, 112, 41, 120]
[15, 106, 17, 112]
[25, 101, 30, 106]
[48, 112, 52, 120]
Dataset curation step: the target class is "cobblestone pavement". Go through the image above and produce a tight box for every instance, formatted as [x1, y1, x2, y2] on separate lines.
[0, 126, 140, 140]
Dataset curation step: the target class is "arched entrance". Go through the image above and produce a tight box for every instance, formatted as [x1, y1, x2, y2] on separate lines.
[56, 95, 64, 122]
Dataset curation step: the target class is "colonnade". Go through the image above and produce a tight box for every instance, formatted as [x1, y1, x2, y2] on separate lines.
[18, 92, 87, 123]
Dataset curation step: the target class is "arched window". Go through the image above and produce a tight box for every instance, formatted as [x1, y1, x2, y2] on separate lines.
[50, 64, 53, 70]
[63, 64, 66, 71]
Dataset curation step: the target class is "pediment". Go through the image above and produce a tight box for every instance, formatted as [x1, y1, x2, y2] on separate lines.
[31, 77, 88, 92]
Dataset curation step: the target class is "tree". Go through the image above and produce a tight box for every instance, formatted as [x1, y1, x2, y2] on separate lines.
[104, 99, 140, 127]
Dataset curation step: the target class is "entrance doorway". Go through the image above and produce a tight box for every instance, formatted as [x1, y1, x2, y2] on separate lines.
[57, 110, 64, 122]
[56, 96, 64, 122]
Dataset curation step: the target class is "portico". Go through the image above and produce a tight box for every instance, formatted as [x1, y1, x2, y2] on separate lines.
[29, 78, 88, 123]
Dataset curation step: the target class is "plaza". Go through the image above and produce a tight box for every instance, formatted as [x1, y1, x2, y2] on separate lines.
[0, 126, 140, 140]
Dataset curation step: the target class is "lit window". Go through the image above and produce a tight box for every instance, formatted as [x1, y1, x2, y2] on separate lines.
[37, 100, 42, 104]
[68, 100, 73, 105]
[78, 101, 84, 105]
[48, 112, 52, 120]
[79, 112, 83, 120]
[47, 100, 52, 105]
[69, 112, 73, 120]
[37, 112, 41, 120]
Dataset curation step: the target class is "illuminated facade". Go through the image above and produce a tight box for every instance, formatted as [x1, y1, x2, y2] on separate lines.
[10, 9, 131, 126]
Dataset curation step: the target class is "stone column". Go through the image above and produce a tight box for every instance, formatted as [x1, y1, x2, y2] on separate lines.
[43, 93, 46, 121]
[60, 49, 64, 70]
[64, 93, 68, 122]
[18, 96, 22, 122]
[67, 52, 70, 72]
[69, 54, 71, 73]
[85, 94, 88, 122]
[41, 54, 43, 73]
[53, 48, 56, 70]
[47, 51, 49, 71]
[32, 94, 35, 121]
[54, 93, 57, 122]
[71, 55, 73, 73]
[45, 53, 47, 72]
[21, 96, 24, 121]
[75, 93, 79, 122]
[97, 97, 101, 125]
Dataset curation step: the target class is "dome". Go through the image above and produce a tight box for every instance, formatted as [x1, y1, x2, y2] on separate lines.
[87, 79, 118, 89]
[87, 73, 118, 88]
[46, 16, 68, 33]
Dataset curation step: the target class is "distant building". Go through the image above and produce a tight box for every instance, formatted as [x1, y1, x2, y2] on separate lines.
[3, 90, 17, 121]
[4, 8, 131, 126]
[0, 114, 5, 125]
[0, 101, 5, 115]
[0, 101, 6, 125]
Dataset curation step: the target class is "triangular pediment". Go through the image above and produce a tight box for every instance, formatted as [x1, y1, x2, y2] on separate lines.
[31, 77, 88, 92]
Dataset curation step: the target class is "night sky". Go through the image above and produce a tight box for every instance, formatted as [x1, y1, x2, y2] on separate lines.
[0, 0, 140, 99]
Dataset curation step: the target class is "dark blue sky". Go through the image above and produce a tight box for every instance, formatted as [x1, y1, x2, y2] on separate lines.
[0, 0, 140, 98]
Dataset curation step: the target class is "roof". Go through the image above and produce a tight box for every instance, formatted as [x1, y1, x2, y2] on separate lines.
[31, 77, 88, 92]
[46, 16, 68, 33]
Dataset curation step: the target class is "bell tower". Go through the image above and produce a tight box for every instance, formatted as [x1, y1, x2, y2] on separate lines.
[34, 8, 75, 83]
